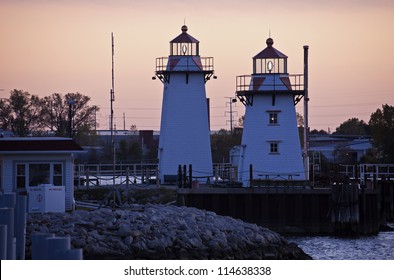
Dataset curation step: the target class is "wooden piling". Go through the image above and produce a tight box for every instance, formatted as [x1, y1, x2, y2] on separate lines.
[249, 164, 253, 187]
[183, 165, 187, 188]
[178, 165, 182, 188]
[328, 184, 359, 235]
[189, 164, 193, 188]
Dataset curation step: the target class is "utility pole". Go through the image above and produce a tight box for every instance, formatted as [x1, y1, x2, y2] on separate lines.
[303, 45, 310, 181]
[225, 97, 237, 133]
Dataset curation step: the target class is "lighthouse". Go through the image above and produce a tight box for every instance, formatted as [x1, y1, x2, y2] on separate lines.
[154, 25, 215, 184]
[236, 37, 307, 186]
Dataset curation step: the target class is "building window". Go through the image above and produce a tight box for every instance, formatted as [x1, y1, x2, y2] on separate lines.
[16, 164, 26, 188]
[53, 164, 63, 186]
[269, 112, 278, 124]
[15, 162, 63, 188]
[267, 110, 280, 125]
[29, 164, 50, 186]
[269, 142, 279, 154]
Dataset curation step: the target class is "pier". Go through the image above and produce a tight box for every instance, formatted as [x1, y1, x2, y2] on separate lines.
[177, 164, 394, 236]
[178, 185, 388, 235]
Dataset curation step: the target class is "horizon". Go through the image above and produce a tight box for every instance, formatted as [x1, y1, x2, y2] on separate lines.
[1, 0, 393, 132]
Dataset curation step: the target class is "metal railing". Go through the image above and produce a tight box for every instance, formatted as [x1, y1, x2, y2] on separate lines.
[339, 164, 394, 184]
[236, 74, 304, 93]
[155, 57, 214, 72]
[74, 163, 240, 188]
[74, 163, 159, 188]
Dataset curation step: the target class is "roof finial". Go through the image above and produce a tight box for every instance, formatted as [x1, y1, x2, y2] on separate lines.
[269, 28, 271, 38]
[181, 19, 188, 33]
[266, 37, 274, 47]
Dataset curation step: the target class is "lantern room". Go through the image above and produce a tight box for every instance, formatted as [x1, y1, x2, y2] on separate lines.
[253, 38, 288, 74]
[170, 25, 200, 56]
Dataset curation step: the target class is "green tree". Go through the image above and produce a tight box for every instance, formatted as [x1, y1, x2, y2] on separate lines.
[238, 115, 245, 127]
[129, 141, 142, 162]
[0, 97, 13, 131]
[333, 144, 358, 165]
[296, 112, 304, 127]
[117, 139, 130, 162]
[1, 90, 41, 136]
[210, 129, 242, 163]
[40, 92, 99, 138]
[116, 139, 142, 163]
[310, 129, 329, 135]
[334, 117, 369, 135]
[369, 104, 394, 163]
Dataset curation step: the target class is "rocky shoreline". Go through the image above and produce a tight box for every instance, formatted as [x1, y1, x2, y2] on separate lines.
[26, 203, 311, 260]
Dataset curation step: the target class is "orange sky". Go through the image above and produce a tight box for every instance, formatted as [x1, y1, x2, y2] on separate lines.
[1, 0, 393, 132]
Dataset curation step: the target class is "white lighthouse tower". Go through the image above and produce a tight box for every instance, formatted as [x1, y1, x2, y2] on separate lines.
[236, 37, 307, 186]
[154, 25, 215, 184]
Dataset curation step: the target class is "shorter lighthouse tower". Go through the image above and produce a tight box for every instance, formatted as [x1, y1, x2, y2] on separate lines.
[154, 25, 215, 183]
[236, 37, 307, 186]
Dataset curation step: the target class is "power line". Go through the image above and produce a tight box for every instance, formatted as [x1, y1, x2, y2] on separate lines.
[100, 107, 161, 110]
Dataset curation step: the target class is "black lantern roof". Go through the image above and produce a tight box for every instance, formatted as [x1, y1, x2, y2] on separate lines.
[253, 38, 287, 59]
[170, 25, 199, 43]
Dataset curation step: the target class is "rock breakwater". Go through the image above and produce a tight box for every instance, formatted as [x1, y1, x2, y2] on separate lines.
[27, 204, 311, 260]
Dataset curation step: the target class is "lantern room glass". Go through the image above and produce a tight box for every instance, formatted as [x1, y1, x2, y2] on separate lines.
[253, 57, 287, 74]
[170, 42, 199, 56]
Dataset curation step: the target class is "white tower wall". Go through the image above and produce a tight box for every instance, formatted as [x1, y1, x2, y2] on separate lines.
[158, 73, 212, 182]
[239, 92, 305, 185]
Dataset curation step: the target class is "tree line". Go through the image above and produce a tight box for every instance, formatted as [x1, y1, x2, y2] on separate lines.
[0, 89, 98, 140]
[1, 89, 393, 164]
[307, 105, 394, 163]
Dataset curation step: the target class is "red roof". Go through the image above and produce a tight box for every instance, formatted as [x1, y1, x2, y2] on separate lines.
[0, 138, 84, 153]
[170, 25, 199, 44]
[253, 38, 287, 59]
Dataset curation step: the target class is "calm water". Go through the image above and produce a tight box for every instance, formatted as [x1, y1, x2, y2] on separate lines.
[288, 227, 394, 260]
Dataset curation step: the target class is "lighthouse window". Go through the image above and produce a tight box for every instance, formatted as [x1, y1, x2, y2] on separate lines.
[269, 142, 279, 154]
[267, 111, 280, 125]
[269, 112, 278, 124]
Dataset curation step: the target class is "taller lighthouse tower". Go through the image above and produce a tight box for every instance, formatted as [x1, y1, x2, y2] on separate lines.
[154, 25, 215, 183]
[236, 38, 307, 186]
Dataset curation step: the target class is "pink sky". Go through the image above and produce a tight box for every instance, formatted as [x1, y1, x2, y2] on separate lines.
[1, 0, 393, 132]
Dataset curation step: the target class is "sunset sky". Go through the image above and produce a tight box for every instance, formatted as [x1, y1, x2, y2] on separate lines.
[1, 0, 393, 132]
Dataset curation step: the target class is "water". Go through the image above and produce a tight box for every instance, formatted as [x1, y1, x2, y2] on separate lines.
[288, 227, 394, 260]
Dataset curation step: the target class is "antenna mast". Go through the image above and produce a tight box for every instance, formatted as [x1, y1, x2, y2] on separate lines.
[110, 32, 115, 188]
[102, 32, 122, 208]
[303, 45, 309, 181]
[110, 32, 119, 205]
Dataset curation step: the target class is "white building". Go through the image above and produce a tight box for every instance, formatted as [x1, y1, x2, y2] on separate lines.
[236, 38, 306, 186]
[154, 25, 215, 183]
[0, 137, 84, 211]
